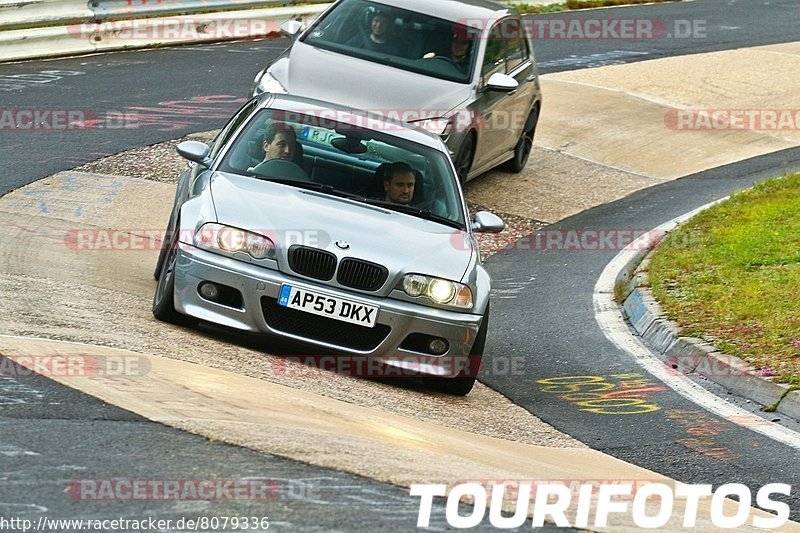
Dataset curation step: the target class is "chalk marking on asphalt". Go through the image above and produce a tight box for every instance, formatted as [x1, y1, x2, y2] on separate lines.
[545, 77, 683, 109]
[539, 144, 655, 179]
[0, 503, 48, 513]
[593, 200, 800, 450]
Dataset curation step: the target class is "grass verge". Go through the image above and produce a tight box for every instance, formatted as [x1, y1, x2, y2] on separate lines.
[648, 173, 800, 385]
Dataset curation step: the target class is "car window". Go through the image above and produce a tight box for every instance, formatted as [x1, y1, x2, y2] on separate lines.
[503, 19, 528, 73]
[481, 24, 507, 83]
[217, 108, 465, 227]
[302, 0, 477, 84]
[209, 99, 259, 159]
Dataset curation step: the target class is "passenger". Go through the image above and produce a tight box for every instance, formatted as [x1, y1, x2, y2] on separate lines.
[346, 10, 405, 56]
[383, 162, 416, 205]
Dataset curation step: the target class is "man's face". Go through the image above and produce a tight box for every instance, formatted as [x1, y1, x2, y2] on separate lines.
[384, 170, 415, 204]
[452, 38, 470, 63]
[263, 132, 295, 161]
[371, 14, 389, 38]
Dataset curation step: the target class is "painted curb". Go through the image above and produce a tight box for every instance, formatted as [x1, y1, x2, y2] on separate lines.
[619, 214, 800, 422]
[0, 3, 329, 63]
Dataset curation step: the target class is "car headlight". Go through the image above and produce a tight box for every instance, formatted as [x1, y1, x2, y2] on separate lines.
[414, 117, 452, 136]
[401, 274, 473, 309]
[194, 223, 275, 260]
[253, 71, 288, 96]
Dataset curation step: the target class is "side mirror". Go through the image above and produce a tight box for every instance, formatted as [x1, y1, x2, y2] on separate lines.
[280, 20, 303, 41]
[176, 141, 212, 167]
[485, 73, 519, 93]
[471, 211, 505, 233]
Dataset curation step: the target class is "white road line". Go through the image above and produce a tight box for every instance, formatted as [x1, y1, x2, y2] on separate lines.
[593, 200, 800, 450]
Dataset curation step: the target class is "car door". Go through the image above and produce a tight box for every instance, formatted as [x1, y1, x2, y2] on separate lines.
[502, 18, 537, 151]
[472, 18, 525, 168]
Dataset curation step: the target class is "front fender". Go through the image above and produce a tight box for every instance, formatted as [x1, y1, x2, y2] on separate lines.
[178, 176, 218, 243]
[472, 264, 492, 315]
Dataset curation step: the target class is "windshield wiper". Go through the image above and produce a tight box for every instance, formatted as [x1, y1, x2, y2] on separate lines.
[360, 198, 464, 229]
[254, 177, 359, 199]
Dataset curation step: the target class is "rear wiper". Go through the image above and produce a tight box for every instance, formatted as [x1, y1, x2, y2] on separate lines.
[360, 198, 464, 229]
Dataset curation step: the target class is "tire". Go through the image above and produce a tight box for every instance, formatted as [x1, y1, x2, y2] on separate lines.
[153, 212, 175, 280]
[152, 225, 195, 327]
[454, 133, 475, 184]
[428, 304, 489, 396]
[503, 106, 539, 173]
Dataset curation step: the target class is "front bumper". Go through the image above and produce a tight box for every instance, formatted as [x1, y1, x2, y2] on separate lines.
[173, 243, 485, 377]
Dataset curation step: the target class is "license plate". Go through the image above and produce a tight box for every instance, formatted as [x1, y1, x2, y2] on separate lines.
[278, 285, 379, 328]
[302, 127, 336, 145]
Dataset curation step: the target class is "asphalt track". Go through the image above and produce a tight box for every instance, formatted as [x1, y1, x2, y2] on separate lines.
[1, 0, 799, 529]
[483, 147, 800, 520]
[529, 0, 800, 72]
[2, 365, 549, 532]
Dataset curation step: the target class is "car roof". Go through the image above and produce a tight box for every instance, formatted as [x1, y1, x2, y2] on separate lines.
[260, 92, 449, 151]
[369, 0, 515, 26]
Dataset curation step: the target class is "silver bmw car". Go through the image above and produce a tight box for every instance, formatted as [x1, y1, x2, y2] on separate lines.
[153, 93, 503, 395]
[251, 0, 542, 183]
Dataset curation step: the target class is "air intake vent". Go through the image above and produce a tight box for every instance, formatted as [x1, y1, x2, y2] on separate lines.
[261, 297, 390, 351]
[287, 245, 336, 281]
[337, 258, 388, 291]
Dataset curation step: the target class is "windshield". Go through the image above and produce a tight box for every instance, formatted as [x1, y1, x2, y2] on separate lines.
[217, 108, 466, 227]
[300, 0, 478, 84]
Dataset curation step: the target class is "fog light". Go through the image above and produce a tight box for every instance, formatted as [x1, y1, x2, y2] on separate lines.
[198, 282, 220, 301]
[428, 338, 449, 355]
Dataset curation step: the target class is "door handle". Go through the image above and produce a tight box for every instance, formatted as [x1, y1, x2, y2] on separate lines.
[483, 112, 493, 120]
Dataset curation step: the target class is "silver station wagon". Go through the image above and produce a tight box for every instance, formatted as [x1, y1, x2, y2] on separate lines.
[153, 94, 503, 395]
[252, 0, 542, 183]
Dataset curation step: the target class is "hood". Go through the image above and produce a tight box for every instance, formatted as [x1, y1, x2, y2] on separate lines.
[209, 172, 475, 291]
[270, 43, 473, 117]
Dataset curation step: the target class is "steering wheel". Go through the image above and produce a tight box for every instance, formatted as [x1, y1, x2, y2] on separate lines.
[432, 55, 459, 67]
[251, 159, 310, 182]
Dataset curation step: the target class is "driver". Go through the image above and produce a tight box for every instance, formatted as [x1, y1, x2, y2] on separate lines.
[449, 33, 471, 67]
[423, 32, 472, 71]
[383, 162, 416, 205]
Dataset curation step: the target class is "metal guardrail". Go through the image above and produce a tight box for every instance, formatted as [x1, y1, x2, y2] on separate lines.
[89, 0, 293, 21]
[0, 0, 329, 62]
[0, 0, 92, 31]
[0, 0, 310, 31]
